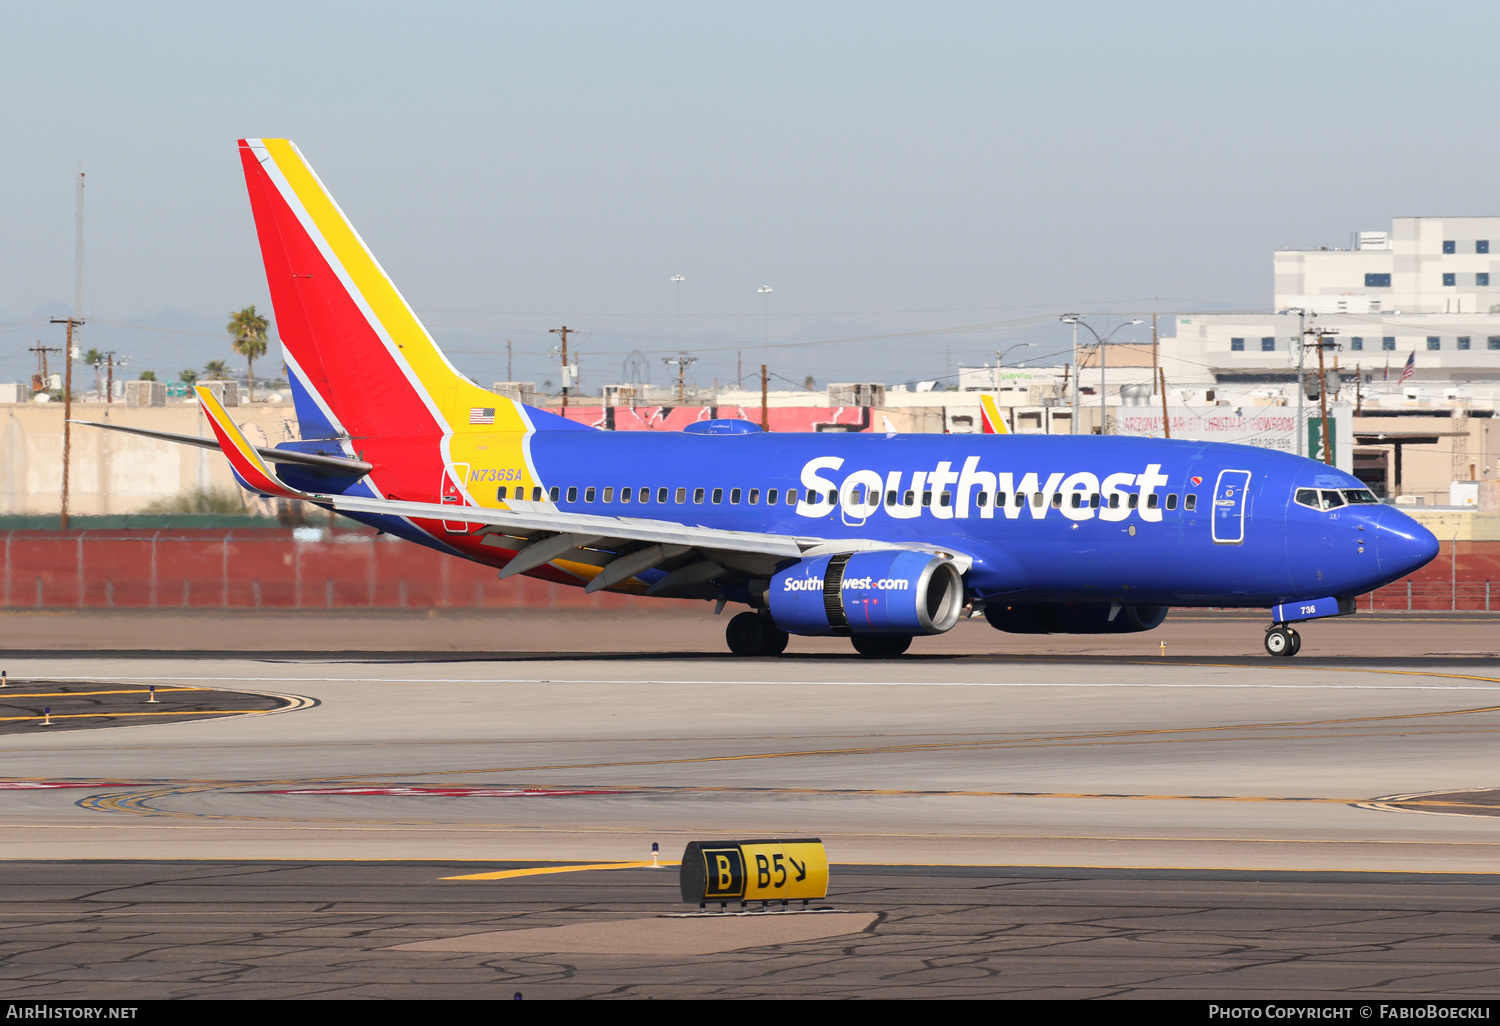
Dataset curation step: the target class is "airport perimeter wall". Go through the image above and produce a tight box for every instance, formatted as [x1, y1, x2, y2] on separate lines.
[0, 529, 700, 612]
[1, 529, 1497, 613]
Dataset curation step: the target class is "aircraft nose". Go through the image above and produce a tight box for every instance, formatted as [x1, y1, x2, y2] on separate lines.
[1373, 508, 1440, 578]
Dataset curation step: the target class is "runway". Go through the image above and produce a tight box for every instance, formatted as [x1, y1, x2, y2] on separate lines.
[3, 612, 1500, 996]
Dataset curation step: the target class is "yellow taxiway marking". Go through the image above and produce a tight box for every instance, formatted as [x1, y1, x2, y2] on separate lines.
[443, 860, 680, 881]
[0, 710, 269, 724]
[0, 688, 205, 698]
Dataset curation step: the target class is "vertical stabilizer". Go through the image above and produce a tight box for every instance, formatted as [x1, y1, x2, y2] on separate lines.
[237, 138, 532, 443]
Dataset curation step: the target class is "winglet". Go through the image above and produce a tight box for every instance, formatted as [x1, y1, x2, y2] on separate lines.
[195, 385, 313, 500]
[979, 394, 1010, 435]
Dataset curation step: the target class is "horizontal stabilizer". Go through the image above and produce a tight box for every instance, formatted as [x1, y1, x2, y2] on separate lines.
[71, 420, 373, 475]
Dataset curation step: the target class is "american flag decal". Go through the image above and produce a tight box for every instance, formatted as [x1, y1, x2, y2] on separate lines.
[469, 408, 496, 425]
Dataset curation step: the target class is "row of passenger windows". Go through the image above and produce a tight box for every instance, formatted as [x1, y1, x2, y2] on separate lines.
[498, 484, 1200, 512]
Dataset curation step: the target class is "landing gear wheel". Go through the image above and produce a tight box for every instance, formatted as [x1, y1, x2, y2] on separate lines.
[851, 634, 913, 658]
[726, 612, 788, 657]
[1264, 626, 1297, 658]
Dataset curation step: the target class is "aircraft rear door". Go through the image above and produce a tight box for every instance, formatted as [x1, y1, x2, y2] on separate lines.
[441, 463, 475, 533]
[1211, 469, 1251, 544]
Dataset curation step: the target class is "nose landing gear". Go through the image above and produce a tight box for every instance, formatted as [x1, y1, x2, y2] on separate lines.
[1264, 625, 1302, 658]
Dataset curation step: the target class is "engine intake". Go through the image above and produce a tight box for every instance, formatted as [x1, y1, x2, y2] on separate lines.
[984, 602, 1169, 634]
[767, 550, 965, 637]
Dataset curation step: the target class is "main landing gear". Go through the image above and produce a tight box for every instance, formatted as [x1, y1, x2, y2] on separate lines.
[1264, 625, 1302, 658]
[726, 612, 790, 657]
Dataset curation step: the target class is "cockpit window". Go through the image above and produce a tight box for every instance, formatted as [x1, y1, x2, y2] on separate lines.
[1296, 487, 1359, 511]
[1343, 489, 1379, 504]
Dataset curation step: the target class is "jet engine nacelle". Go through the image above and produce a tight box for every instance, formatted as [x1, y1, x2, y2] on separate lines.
[984, 602, 1169, 634]
[767, 550, 965, 636]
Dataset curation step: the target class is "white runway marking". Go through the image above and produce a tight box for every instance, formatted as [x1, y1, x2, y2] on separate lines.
[21, 674, 1500, 692]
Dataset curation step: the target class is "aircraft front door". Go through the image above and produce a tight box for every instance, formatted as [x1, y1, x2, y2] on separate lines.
[440, 463, 475, 533]
[1211, 469, 1251, 545]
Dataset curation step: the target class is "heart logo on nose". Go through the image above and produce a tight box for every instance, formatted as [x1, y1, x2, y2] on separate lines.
[1191, 476, 1203, 485]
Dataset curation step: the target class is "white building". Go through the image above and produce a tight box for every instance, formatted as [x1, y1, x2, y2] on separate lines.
[1161, 216, 1500, 391]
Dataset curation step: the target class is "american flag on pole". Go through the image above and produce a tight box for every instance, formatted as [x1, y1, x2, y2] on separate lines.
[1399, 352, 1415, 384]
[469, 407, 496, 425]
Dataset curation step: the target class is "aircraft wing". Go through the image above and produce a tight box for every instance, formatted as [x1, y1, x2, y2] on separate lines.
[182, 385, 971, 595]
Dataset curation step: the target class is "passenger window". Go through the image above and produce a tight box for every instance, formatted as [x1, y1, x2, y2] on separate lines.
[996, 491, 1007, 506]
[977, 492, 988, 508]
[1090, 493, 1100, 509]
[1032, 492, 1044, 507]
[1185, 494, 1196, 511]
[940, 491, 952, 507]
[886, 490, 899, 506]
[693, 487, 705, 503]
[658, 487, 669, 503]
[620, 487, 631, 504]
[497, 486, 508, 500]
[1146, 494, 1159, 510]
[730, 488, 742, 504]
[1015, 493, 1026, 508]
[767, 488, 779, 504]
[675, 487, 686, 503]
[748, 488, 760, 505]
[1050, 493, 1062, 508]
[785, 488, 798, 504]
[1127, 494, 1138, 509]
[1070, 493, 1082, 508]
[566, 486, 578, 503]
[828, 489, 838, 504]
[904, 490, 915, 506]
[585, 487, 596, 503]
[1109, 494, 1119, 509]
[603, 487, 614, 502]
[639, 487, 650, 504]
[1166, 493, 1177, 510]
[532, 487, 543, 502]
[922, 491, 933, 506]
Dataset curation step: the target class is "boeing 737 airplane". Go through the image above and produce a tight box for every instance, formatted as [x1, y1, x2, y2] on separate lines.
[82, 139, 1440, 658]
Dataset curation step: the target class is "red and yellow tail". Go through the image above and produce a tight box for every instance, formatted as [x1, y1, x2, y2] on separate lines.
[240, 139, 526, 444]
[979, 394, 1011, 434]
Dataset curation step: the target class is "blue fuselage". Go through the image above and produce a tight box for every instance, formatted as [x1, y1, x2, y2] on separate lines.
[523, 430, 1439, 608]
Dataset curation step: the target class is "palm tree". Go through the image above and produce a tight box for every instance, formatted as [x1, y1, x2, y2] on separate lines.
[138, 370, 157, 381]
[227, 305, 270, 402]
[180, 369, 199, 386]
[83, 348, 104, 399]
[203, 358, 231, 380]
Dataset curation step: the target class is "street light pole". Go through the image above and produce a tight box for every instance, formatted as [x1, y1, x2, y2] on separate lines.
[1061, 314, 1079, 434]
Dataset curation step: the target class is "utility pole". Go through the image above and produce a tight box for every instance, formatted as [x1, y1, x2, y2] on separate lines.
[49, 317, 84, 529]
[549, 326, 575, 412]
[1288, 308, 1307, 457]
[29, 343, 61, 392]
[1159, 367, 1171, 438]
[1355, 363, 1363, 414]
[104, 351, 119, 403]
[506, 339, 512, 382]
[662, 352, 696, 405]
[1304, 326, 1340, 466]
[760, 364, 769, 431]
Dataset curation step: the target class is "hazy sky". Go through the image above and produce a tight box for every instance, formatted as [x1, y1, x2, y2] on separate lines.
[4, 1, 1498, 393]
